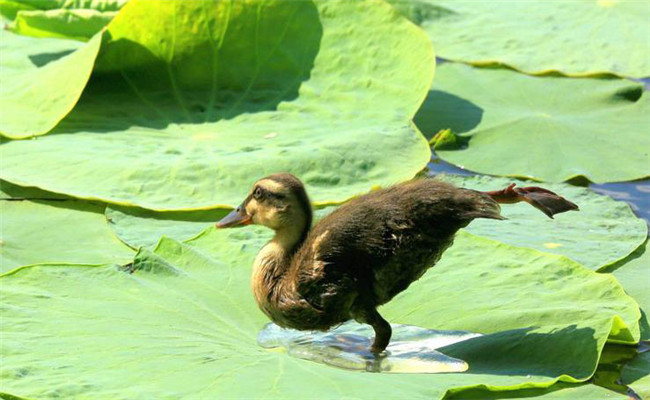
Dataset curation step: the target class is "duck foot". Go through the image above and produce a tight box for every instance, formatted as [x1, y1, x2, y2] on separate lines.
[363, 309, 392, 354]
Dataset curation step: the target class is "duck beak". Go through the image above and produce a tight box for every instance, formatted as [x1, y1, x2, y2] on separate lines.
[216, 202, 252, 228]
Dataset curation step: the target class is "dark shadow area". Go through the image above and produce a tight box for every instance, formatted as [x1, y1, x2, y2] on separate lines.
[442, 325, 598, 379]
[28, 49, 75, 67]
[414, 90, 483, 140]
[591, 343, 640, 397]
[50, 0, 323, 135]
[386, 0, 457, 26]
[640, 311, 649, 341]
[443, 382, 599, 399]
[0, 180, 70, 200]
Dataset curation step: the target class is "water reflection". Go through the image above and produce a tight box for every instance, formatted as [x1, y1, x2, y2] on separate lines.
[258, 321, 480, 373]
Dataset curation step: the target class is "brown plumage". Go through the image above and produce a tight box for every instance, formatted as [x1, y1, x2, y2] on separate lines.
[216, 173, 578, 353]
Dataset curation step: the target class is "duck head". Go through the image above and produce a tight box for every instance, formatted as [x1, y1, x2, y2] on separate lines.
[216, 173, 313, 245]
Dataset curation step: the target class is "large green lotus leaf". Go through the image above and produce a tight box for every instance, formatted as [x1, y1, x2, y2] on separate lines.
[438, 175, 648, 270]
[0, 229, 639, 399]
[604, 241, 650, 340]
[421, 64, 650, 183]
[388, 0, 649, 77]
[0, 0, 434, 210]
[105, 205, 228, 249]
[0, 29, 101, 138]
[622, 351, 650, 400]
[0, 196, 133, 272]
[8, 9, 117, 41]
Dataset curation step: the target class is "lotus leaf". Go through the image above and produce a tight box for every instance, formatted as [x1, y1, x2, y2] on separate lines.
[0, 0, 434, 210]
[389, 0, 649, 77]
[422, 64, 650, 183]
[621, 351, 650, 400]
[0, 195, 133, 273]
[0, 228, 640, 399]
[105, 205, 228, 249]
[439, 175, 648, 270]
[8, 8, 117, 41]
[0, 29, 101, 138]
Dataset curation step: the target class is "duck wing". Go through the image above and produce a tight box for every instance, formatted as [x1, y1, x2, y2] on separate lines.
[292, 179, 496, 312]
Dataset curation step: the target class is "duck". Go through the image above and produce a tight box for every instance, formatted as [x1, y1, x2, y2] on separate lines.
[216, 173, 578, 353]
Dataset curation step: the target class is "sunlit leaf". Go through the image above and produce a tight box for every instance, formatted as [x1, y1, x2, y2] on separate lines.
[0, 183, 133, 272]
[420, 64, 650, 183]
[389, 0, 649, 77]
[105, 205, 227, 249]
[0, 229, 639, 399]
[0, 29, 101, 138]
[0, 0, 434, 210]
[9, 9, 117, 41]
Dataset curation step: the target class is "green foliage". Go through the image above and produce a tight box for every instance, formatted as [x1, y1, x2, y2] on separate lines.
[0, 1, 647, 399]
[390, 0, 649, 77]
[105, 205, 227, 249]
[0, 181, 133, 272]
[0, 0, 126, 21]
[604, 241, 650, 340]
[440, 175, 648, 270]
[0, 0, 434, 210]
[420, 64, 650, 183]
[0, 198, 133, 272]
[8, 9, 117, 41]
[0, 29, 100, 138]
[0, 231, 639, 399]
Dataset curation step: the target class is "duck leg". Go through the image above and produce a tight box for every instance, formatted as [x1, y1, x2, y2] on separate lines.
[355, 308, 392, 353]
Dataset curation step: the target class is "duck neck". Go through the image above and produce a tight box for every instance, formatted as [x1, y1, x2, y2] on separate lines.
[251, 216, 311, 310]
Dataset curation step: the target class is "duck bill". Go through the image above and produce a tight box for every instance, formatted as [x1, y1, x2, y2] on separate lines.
[216, 203, 252, 228]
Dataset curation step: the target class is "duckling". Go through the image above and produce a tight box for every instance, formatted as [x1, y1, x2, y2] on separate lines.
[216, 173, 578, 353]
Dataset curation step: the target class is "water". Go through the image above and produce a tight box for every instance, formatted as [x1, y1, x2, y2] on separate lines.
[257, 321, 480, 373]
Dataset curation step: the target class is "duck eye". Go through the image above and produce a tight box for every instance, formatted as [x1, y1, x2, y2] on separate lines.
[253, 187, 264, 200]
